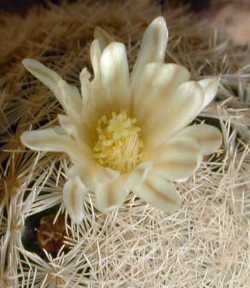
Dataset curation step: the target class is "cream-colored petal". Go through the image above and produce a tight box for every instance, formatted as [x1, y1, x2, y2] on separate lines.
[90, 167, 120, 193]
[90, 39, 102, 80]
[94, 27, 115, 51]
[100, 42, 130, 110]
[133, 173, 181, 212]
[57, 79, 82, 117]
[66, 164, 101, 193]
[127, 162, 152, 189]
[58, 114, 78, 137]
[23, 58, 61, 92]
[93, 162, 152, 210]
[145, 81, 204, 147]
[89, 41, 111, 116]
[95, 175, 129, 212]
[198, 78, 219, 111]
[131, 17, 168, 86]
[177, 124, 222, 155]
[21, 127, 93, 166]
[147, 137, 201, 181]
[21, 127, 74, 152]
[21, 128, 99, 192]
[133, 63, 190, 120]
[58, 112, 96, 149]
[22, 59, 82, 117]
[79, 70, 103, 140]
[89, 76, 108, 117]
[63, 177, 87, 224]
[79, 68, 91, 106]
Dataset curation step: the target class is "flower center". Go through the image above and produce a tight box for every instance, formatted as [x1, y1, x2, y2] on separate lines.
[93, 111, 144, 173]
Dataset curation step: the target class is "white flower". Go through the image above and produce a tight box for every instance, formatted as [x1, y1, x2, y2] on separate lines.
[21, 17, 222, 223]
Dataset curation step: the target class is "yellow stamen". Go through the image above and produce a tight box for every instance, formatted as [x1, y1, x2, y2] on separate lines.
[93, 111, 143, 173]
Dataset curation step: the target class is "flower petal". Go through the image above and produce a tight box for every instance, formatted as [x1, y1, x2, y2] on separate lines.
[147, 137, 202, 181]
[66, 164, 117, 194]
[79, 68, 91, 106]
[133, 63, 190, 121]
[94, 27, 114, 51]
[133, 173, 181, 212]
[100, 42, 130, 110]
[177, 124, 222, 155]
[131, 17, 168, 85]
[58, 112, 97, 149]
[145, 81, 204, 147]
[127, 162, 152, 189]
[57, 79, 82, 117]
[63, 177, 87, 224]
[199, 78, 219, 111]
[89, 40, 112, 116]
[22, 59, 82, 117]
[90, 39, 102, 80]
[95, 175, 129, 212]
[21, 127, 92, 166]
[23, 58, 61, 92]
[58, 114, 78, 137]
[21, 127, 74, 152]
[21, 127, 103, 188]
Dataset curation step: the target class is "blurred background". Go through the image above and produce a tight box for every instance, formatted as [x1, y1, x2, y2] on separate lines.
[1, 0, 250, 46]
[0, 0, 211, 13]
